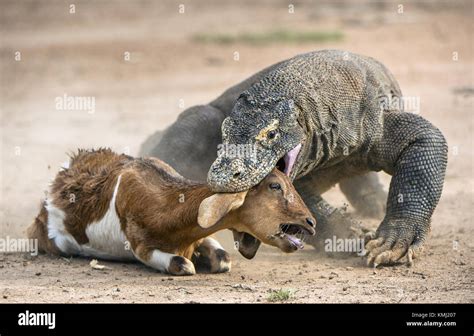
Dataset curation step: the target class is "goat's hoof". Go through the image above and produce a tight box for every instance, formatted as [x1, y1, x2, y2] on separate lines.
[211, 249, 231, 273]
[168, 256, 196, 276]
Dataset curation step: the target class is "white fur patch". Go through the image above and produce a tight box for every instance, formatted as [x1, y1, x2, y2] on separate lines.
[82, 175, 134, 260]
[205, 237, 225, 250]
[46, 174, 134, 261]
[134, 249, 174, 272]
[46, 199, 81, 255]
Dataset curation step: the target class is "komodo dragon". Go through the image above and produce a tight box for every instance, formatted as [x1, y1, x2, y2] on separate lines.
[206, 50, 447, 266]
[141, 51, 446, 261]
[140, 53, 387, 255]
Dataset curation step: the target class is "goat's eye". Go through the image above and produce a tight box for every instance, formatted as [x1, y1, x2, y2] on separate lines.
[267, 130, 277, 139]
[269, 183, 282, 191]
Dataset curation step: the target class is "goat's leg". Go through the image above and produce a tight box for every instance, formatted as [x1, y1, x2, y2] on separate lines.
[132, 244, 195, 276]
[192, 237, 231, 273]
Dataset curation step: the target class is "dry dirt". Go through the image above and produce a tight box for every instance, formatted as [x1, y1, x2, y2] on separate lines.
[0, 0, 472, 303]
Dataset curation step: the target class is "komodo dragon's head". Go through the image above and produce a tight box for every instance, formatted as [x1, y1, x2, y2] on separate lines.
[207, 92, 307, 259]
[208, 92, 305, 192]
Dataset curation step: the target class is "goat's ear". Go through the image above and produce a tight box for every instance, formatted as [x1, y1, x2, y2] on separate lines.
[198, 191, 248, 228]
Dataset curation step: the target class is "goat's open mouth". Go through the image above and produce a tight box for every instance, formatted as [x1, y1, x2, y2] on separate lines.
[277, 223, 312, 250]
[276, 143, 301, 178]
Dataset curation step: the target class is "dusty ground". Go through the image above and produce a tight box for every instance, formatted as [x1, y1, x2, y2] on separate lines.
[0, 0, 472, 303]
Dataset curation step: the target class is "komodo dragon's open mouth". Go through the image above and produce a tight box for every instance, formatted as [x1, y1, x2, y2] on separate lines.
[276, 143, 301, 177]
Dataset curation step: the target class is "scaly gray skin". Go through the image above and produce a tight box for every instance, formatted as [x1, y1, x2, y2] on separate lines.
[140, 57, 387, 259]
[207, 50, 448, 266]
[139, 58, 386, 210]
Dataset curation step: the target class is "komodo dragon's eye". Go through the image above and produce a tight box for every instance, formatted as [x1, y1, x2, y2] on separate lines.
[255, 119, 280, 143]
[267, 130, 277, 139]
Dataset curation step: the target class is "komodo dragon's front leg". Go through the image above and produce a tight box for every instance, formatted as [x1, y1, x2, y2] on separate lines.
[365, 112, 447, 266]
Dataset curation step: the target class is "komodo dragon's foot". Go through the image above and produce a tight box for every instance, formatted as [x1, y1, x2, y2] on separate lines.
[304, 201, 374, 258]
[364, 218, 429, 267]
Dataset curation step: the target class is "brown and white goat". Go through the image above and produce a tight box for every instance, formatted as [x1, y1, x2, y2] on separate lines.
[28, 149, 316, 275]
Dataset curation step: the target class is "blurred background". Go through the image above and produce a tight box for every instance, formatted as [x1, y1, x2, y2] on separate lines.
[0, 0, 472, 304]
[0, 0, 472, 245]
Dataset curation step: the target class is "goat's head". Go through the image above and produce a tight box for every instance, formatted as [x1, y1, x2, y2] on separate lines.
[198, 169, 316, 259]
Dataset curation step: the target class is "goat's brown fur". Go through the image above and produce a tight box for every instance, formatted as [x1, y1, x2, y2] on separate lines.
[28, 148, 315, 275]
